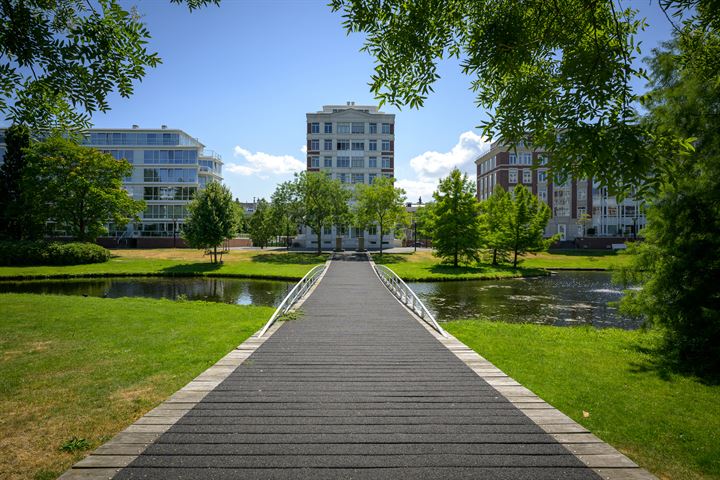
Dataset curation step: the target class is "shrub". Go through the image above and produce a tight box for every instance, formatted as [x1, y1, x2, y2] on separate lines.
[0, 241, 111, 266]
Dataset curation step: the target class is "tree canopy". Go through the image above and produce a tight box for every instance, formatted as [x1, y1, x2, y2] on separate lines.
[0, 0, 218, 132]
[248, 199, 274, 249]
[23, 136, 144, 242]
[294, 171, 350, 254]
[353, 176, 407, 255]
[183, 181, 236, 263]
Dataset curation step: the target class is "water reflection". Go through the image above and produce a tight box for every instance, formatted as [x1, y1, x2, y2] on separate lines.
[408, 271, 640, 329]
[0, 277, 292, 307]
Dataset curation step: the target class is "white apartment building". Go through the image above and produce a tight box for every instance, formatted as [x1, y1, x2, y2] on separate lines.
[82, 126, 222, 245]
[475, 140, 646, 243]
[298, 102, 397, 250]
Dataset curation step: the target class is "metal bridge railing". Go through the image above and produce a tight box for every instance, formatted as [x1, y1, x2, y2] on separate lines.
[257, 263, 328, 337]
[373, 264, 448, 337]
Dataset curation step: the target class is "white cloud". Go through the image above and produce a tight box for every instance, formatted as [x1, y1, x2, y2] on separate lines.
[408, 130, 490, 182]
[226, 146, 305, 177]
[300, 145, 307, 154]
[395, 179, 438, 204]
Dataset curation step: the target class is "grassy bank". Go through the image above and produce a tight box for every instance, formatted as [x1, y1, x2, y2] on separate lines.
[0, 294, 272, 480]
[0, 249, 326, 281]
[372, 249, 628, 281]
[444, 320, 720, 480]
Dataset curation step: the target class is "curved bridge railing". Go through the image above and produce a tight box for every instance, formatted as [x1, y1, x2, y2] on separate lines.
[257, 263, 328, 337]
[373, 264, 448, 337]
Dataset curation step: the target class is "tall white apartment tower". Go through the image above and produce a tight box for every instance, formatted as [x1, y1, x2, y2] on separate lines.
[303, 102, 396, 250]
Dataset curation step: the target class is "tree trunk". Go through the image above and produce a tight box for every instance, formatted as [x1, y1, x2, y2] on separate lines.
[492, 248, 498, 266]
[379, 225, 383, 256]
[286, 223, 290, 250]
[513, 248, 518, 269]
[316, 227, 322, 255]
[214, 245, 218, 263]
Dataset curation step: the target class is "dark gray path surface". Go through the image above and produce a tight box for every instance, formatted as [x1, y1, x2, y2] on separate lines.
[115, 254, 600, 479]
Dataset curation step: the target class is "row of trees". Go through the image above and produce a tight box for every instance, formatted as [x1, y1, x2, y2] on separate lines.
[418, 169, 553, 268]
[247, 172, 407, 255]
[0, 127, 145, 242]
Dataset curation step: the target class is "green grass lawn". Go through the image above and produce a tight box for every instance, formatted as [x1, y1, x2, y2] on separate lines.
[0, 249, 327, 281]
[372, 249, 629, 281]
[444, 320, 720, 480]
[0, 293, 273, 480]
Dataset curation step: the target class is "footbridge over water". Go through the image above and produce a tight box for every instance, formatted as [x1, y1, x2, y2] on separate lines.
[62, 253, 655, 480]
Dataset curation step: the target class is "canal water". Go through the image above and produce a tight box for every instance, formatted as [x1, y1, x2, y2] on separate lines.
[408, 271, 640, 329]
[0, 271, 637, 328]
[0, 277, 293, 308]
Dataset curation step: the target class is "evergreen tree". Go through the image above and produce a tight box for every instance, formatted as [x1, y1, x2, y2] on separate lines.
[248, 199, 274, 249]
[480, 187, 513, 266]
[0, 124, 42, 240]
[432, 169, 482, 267]
[619, 26, 720, 374]
[353, 176, 407, 256]
[183, 182, 236, 263]
[506, 185, 553, 269]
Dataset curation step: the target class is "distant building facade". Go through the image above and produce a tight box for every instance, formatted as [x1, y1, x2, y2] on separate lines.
[475, 140, 646, 242]
[298, 102, 397, 250]
[81, 127, 223, 242]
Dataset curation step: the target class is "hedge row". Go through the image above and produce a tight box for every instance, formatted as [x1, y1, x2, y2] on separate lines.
[0, 241, 111, 266]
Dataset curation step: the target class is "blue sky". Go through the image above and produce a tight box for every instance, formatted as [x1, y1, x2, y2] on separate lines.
[88, 0, 675, 202]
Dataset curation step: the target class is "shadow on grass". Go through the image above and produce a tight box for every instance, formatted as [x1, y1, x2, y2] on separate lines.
[627, 341, 720, 386]
[546, 249, 622, 257]
[371, 254, 409, 264]
[161, 262, 223, 275]
[429, 263, 544, 276]
[250, 253, 327, 265]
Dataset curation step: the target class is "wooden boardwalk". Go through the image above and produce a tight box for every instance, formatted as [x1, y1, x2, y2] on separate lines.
[62, 254, 654, 479]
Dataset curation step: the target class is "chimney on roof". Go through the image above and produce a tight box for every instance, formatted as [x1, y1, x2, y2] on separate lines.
[347, 101, 355, 106]
[132, 124, 139, 129]
[161, 125, 167, 129]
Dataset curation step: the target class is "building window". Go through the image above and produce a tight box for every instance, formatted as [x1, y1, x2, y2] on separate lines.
[324, 122, 332, 134]
[383, 173, 392, 178]
[509, 168, 518, 183]
[351, 122, 365, 134]
[323, 226, 332, 235]
[337, 122, 351, 134]
[381, 139, 391, 151]
[323, 139, 332, 150]
[337, 139, 350, 150]
[523, 169, 531, 184]
[520, 153, 532, 164]
[352, 173, 364, 184]
[143, 168, 197, 183]
[310, 156, 319, 168]
[538, 154, 549, 166]
[369, 140, 377, 151]
[381, 123, 391, 134]
[381, 157, 391, 169]
[310, 122, 319, 134]
[337, 156, 350, 168]
[368, 173, 377, 184]
[578, 206, 587, 217]
[351, 141, 365, 151]
[538, 170, 547, 182]
[369, 123, 377, 134]
[337, 173, 348, 183]
[368, 157, 377, 168]
[578, 188, 587, 201]
[538, 189, 547, 203]
[508, 153, 517, 165]
[310, 139, 319, 151]
[324, 156, 333, 168]
[553, 189, 571, 217]
[351, 157, 364, 168]
[368, 225, 377, 235]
